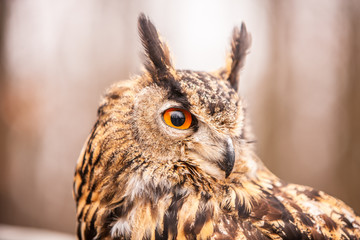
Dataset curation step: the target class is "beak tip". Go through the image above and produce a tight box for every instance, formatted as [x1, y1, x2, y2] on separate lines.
[224, 137, 235, 178]
[225, 170, 232, 178]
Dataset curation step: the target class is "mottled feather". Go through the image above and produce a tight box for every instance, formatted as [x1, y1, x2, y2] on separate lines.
[74, 14, 360, 240]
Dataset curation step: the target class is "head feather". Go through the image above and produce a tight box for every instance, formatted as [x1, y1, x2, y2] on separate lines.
[226, 23, 251, 91]
[138, 13, 174, 80]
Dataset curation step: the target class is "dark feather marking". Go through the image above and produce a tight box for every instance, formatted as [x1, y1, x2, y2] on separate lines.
[138, 13, 172, 81]
[298, 212, 314, 227]
[341, 228, 354, 240]
[113, 200, 135, 218]
[130, 155, 147, 172]
[80, 144, 90, 172]
[73, 181, 79, 207]
[87, 151, 103, 187]
[193, 207, 211, 235]
[81, 205, 93, 238]
[84, 222, 97, 240]
[194, 72, 213, 91]
[101, 210, 117, 234]
[104, 150, 130, 174]
[279, 223, 306, 240]
[100, 115, 118, 128]
[221, 201, 231, 213]
[180, 70, 212, 90]
[107, 198, 125, 209]
[288, 200, 302, 212]
[102, 189, 116, 204]
[82, 122, 100, 167]
[97, 104, 105, 116]
[108, 92, 120, 100]
[101, 129, 129, 151]
[242, 221, 270, 240]
[86, 126, 98, 147]
[76, 164, 89, 202]
[266, 195, 294, 222]
[91, 149, 104, 168]
[76, 221, 82, 240]
[86, 183, 97, 204]
[320, 214, 338, 231]
[162, 189, 187, 239]
[105, 86, 130, 100]
[77, 209, 84, 224]
[87, 149, 96, 168]
[189, 192, 213, 235]
[340, 215, 354, 228]
[227, 23, 251, 91]
[215, 215, 238, 240]
[251, 197, 270, 220]
[310, 228, 327, 240]
[301, 189, 321, 200]
[155, 226, 164, 240]
[79, 133, 94, 172]
[109, 154, 140, 182]
[75, 174, 85, 203]
[103, 149, 124, 176]
[153, 184, 171, 202]
[251, 192, 307, 239]
[112, 237, 127, 240]
[283, 223, 310, 240]
[86, 208, 98, 240]
[190, 117, 199, 132]
[196, 89, 206, 106]
[97, 202, 135, 239]
[166, 79, 191, 110]
[207, 100, 216, 116]
[235, 193, 250, 218]
[142, 233, 151, 240]
[183, 220, 196, 239]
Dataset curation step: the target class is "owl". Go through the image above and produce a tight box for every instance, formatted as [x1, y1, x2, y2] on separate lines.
[73, 14, 360, 240]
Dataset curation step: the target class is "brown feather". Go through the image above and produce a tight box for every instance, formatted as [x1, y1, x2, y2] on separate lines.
[138, 13, 173, 80]
[227, 23, 251, 91]
[73, 14, 360, 240]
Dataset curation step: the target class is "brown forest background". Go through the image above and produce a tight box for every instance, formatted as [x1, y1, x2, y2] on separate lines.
[0, 0, 359, 235]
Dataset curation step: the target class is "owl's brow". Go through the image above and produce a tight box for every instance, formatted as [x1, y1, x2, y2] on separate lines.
[157, 77, 191, 110]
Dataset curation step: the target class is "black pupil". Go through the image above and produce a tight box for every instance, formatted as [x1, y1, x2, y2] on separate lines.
[170, 111, 185, 127]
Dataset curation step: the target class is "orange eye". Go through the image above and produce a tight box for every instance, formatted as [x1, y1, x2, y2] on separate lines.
[163, 108, 192, 130]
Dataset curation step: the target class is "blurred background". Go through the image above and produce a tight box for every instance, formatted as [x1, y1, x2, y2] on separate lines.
[0, 0, 359, 236]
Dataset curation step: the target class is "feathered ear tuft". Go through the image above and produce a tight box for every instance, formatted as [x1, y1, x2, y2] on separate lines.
[138, 13, 174, 80]
[226, 23, 251, 91]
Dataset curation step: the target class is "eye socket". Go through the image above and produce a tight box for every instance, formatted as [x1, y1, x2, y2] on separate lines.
[163, 108, 192, 130]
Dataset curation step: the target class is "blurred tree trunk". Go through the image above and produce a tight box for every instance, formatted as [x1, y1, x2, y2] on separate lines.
[258, 1, 293, 173]
[336, 0, 360, 214]
[0, 0, 8, 206]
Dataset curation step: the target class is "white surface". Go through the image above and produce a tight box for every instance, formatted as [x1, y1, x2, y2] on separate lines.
[0, 224, 75, 240]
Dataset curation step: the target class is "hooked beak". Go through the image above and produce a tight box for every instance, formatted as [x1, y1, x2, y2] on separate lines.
[218, 137, 235, 178]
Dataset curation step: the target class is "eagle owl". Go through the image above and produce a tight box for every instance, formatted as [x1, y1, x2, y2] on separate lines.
[73, 14, 360, 239]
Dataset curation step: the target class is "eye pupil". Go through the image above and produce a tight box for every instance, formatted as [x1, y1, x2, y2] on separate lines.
[163, 108, 192, 130]
[170, 111, 185, 127]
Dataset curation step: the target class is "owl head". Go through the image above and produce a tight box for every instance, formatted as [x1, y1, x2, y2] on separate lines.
[100, 14, 252, 181]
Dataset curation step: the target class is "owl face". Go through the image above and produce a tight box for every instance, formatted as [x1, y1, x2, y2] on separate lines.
[132, 71, 243, 179]
[75, 15, 360, 240]
[120, 14, 252, 180]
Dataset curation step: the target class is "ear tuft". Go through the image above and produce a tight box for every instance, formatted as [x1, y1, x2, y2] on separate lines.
[227, 23, 251, 91]
[138, 13, 173, 79]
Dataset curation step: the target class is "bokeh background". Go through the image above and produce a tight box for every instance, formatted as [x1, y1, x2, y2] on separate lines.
[0, 0, 359, 236]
